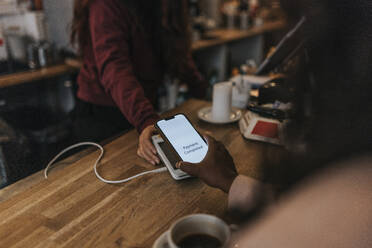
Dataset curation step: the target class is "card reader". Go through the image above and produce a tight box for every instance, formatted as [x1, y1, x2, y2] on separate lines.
[152, 135, 191, 180]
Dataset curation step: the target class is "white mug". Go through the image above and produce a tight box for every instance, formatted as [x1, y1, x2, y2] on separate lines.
[212, 82, 233, 122]
[153, 214, 231, 248]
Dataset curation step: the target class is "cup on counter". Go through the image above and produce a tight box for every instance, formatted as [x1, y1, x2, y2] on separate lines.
[212, 82, 233, 122]
[240, 12, 250, 29]
[27, 43, 39, 69]
[232, 75, 252, 109]
[226, 14, 235, 29]
[153, 214, 231, 248]
[26, 41, 57, 69]
[38, 41, 55, 67]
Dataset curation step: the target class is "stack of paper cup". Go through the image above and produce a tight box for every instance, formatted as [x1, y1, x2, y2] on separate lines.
[212, 82, 232, 122]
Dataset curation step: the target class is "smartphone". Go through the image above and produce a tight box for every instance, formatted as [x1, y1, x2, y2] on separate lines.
[155, 114, 208, 179]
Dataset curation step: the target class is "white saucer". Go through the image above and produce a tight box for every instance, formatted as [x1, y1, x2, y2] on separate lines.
[153, 231, 169, 248]
[198, 106, 242, 124]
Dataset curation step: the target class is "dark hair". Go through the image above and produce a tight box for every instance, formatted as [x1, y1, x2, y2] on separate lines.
[71, 0, 191, 81]
[263, 0, 372, 191]
[70, 0, 91, 54]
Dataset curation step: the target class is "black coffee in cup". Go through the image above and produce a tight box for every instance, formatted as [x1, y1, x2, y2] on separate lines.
[166, 214, 230, 248]
[177, 234, 222, 248]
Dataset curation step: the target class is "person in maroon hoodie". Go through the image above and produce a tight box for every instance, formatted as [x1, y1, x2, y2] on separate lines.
[71, 0, 207, 165]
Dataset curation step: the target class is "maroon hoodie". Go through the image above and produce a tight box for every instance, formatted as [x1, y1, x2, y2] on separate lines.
[77, 0, 206, 133]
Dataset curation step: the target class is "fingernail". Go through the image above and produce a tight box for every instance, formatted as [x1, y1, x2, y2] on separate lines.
[151, 161, 155, 165]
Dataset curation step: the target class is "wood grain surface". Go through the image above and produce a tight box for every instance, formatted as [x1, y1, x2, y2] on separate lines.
[0, 64, 78, 89]
[0, 99, 282, 247]
[191, 20, 286, 51]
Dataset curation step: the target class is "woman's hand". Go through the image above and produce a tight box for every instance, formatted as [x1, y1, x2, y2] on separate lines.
[137, 125, 160, 165]
[176, 135, 238, 193]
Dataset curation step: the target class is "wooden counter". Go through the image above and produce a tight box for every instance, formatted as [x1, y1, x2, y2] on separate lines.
[0, 99, 282, 247]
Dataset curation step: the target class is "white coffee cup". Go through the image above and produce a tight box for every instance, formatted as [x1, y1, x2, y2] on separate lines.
[212, 82, 233, 122]
[165, 214, 231, 248]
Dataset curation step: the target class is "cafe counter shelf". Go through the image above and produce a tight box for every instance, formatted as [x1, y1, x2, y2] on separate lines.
[0, 20, 286, 89]
[192, 20, 286, 51]
[0, 63, 79, 89]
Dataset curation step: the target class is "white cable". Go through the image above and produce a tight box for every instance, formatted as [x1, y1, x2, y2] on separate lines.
[44, 142, 167, 184]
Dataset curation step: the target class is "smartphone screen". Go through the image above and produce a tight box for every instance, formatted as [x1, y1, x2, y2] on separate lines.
[156, 114, 208, 163]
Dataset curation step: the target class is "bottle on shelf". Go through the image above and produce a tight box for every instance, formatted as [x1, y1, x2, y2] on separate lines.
[239, 0, 250, 29]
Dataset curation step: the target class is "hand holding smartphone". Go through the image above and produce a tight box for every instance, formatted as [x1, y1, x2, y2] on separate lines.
[155, 114, 208, 180]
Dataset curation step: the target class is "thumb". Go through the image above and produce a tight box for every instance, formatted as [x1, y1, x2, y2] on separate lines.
[203, 134, 216, 147]
[177, 161, 199, 176]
